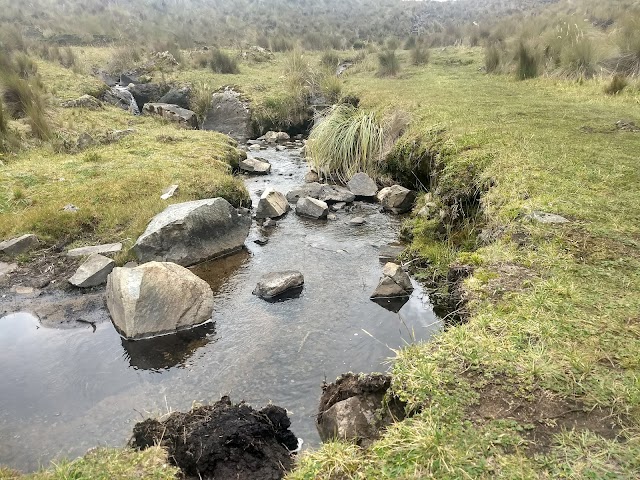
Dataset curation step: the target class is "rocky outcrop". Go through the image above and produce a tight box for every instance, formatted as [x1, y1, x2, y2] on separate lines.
[142, 103, 198, 129]
[253, 271, 304, 299]
[239, 156, 271, 174]
[133, 198, 251, 267]
[370, 262, 413, 298]
[68, 254, 115, 288]
[0, 234, 39, 256]
[106, 262, 214, 340]
[158, 87, 191, 110]
[202, 89, 252, 143]
[295, 197, 329, 219]
[67, 242, 122, 257]
[61, 95, 102, 110]
[347, 173, 378, 197]
[377, 185, 417, 214]
[255, 189, 290, 219]
[127, 83, 169, 110]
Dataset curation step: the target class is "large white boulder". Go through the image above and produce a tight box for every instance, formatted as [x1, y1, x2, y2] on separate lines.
[106, 262, 214, 340]
[295, 197, 329, 219]
[133, 198, 251, 266]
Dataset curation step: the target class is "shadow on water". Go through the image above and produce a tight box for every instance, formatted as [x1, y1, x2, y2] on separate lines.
[122, 322, 217, 372]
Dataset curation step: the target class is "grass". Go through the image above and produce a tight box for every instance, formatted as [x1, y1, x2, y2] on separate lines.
[290, 46, 640, 478]
[377, 50, 400, 77]
[0, 447, 179, 479]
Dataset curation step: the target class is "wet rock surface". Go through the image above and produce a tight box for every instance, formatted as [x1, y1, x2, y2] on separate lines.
[253, 270, 304, 300]
[129, 396, 298, 480]
[295, 197, 329, 219]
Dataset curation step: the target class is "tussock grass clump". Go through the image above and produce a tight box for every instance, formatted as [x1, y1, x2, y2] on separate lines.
[209, 49, 239, 74]
[411, 46, 430, 66]
[559, 37, 600, 79]
[613, 19, 640, 76]
[190, 82, 215, 120]
[0, 73, 50, 139]
[516, 41, 539, 79]
[378, 50, 400, 77]
[484, 44, 502, 73]
[320, 51, 340, 69]
[604, 75, 628, 95]
[307, 104, 384, 181]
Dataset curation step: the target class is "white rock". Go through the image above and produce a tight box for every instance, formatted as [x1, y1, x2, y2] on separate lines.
[296, 197, 329, 219]
[68, 254, 115, 288]
[255, 189, 290, 219]
[0, 234, 39, 256]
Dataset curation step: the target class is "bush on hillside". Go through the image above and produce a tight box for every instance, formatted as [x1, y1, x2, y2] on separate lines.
[604, 75, 628, 95]
[378, 50, 400, 77]
[411, 46, 430, 66]
[209, 49, 239, 74]
[0, 73, 50, 139]
[485, 44, 502, 73]
[516, 42, 539, 80]
[559, 37, 600, 78]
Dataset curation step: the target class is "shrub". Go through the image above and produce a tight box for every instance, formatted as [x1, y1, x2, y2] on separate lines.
[604, 75, 628, 95]
[484, 44, 501, 73]
[516, 42, 539, 80]
[270, 35, 295, 52]
[404, 36, 417, 50]
[411, 46, 430, 66]
[13, 53, 38, 79]
[209, 49, 239, 74]
[560, 37, 600, 78]
[613, 19, 640, 76]
[320, 51, 341, 69]
[61, 46, 77, 68]
[0, 73, 50, 139]
[377, 50, 400, 77]
[307, 104, 384, 181]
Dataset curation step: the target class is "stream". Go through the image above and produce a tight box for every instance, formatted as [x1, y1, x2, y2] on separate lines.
[0, 146, 442, 472]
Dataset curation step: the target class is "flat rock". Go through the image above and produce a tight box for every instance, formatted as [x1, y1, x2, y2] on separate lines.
[0, 234, 39, 256]
[377, 185, 416, 214]
[319, 185, 356, 204]
[286, 183, 324, 204]
[67, 242, 122, 257]
[133, 198, 251, 267]
[348, 172, 378, 197]
[253, 271, 304, 299]
[255, 189, 290, 219]
[530, 211, 570, 224]
[379, 244, 404, 263]
[61, 94, 102, 110]
[382, 262, 413, 293]
[106, 261, 214, 340]
[68, 254, 115, 288]
[296, 197, 329, 219]
[240, 156, 271, 174]
[143, 103, 198, 129]
[304, 171, 320, 183]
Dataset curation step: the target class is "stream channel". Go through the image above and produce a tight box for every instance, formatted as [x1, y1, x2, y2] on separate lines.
[0, 145, 442, 472]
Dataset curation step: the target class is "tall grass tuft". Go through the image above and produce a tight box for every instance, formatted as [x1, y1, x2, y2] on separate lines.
[614, 19, 640, 76]
[209, 49, 239, 74]
[378, 50, 400, 77]
[0, 99, 8, 151]
[0, 73, 50, 139]
[560, 37, 600, 78]
[320, 51, 340, 69]
[411, 46, 430, 66]
[190, 82, 215, 120]
[307, 104, 384, 181]
[516, 42, 539, 80]
[604, 75, 628, 95]
[484, 44, 502, 73]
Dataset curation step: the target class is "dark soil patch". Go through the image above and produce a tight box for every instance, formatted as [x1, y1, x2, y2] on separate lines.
[560, 228, 640, 265]
[0, 247, 82, 292]
[467, 383, 624, 456]
[129, 396, 299, 480]
[482, 263, 537, 301]
[318, 373, 393, 417]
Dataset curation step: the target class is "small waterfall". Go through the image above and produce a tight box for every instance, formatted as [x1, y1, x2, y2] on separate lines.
[112, 85, 140, 115]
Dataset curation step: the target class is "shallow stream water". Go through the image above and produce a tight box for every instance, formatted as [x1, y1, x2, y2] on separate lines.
[0, 146, 441, 472]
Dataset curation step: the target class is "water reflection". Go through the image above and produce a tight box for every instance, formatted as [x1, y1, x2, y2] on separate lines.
[371, 296, 410, 313]
[121, 322, 217, 371]
[190, 249, 251, 293]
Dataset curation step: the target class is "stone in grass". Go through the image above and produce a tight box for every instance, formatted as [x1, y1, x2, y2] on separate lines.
[68, 254, 115, 288]
[0, 234, 39, 256]
[296, 197, 329, 219]
[253, 271, 304, 300]
[255, 189, 290, 219]
[530, 211, 570, 224]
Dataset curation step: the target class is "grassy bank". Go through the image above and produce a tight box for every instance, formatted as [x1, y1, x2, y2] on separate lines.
[290, 47, 640, 478]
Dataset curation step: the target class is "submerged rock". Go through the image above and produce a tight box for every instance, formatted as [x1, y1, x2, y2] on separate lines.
[255, 189, 290, 219]
[348, 172, 378, 197]
[202, 89, 252, 143]
[377, 185, 416, 214]
[67, 242, 122, 257]
[253, 271, 304, 299]
[68, 254, 115, 288]
[129, 396, 298, 480]
[106, 261, 214, 340]
[142, 103, 198, 129]
[0, 234, 39, 256]
[239, 156, 271, 174]
[296, 197, 329, 219]
[133, 198, 251, 267]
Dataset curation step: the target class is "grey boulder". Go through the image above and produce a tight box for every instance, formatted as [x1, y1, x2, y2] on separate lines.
[253, 270, 304, 299]
[202, 89, 252, 143]
[142, 103, 198, 129]
[67, 242, 122, 257]
[106, 262, 214, 340]
[319, 185, 356, 204]
[133, 198, 251, 266]
[370, 262, 413, 299]
[348, 173, 378, 197]
[239, 156, 271, 174]
[377, 185, 417, 214]
[296, 197, 329, 219]
[158, 87, 191, 109]
[255, 189, 290, 219]
[0, 234, 39, 256]
[286, 182, 324, 204]
[258, 131, 290, 143]
[68, 254, 115, 288]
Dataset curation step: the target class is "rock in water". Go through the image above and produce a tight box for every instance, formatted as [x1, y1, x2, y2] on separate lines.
[0, 234, 39, 256]
[129, 396, 298, 480]
[377, 185, 417, 214]
[370, 262, 413, 298]
[258, 131, 290, 143]
[319, 185, 356, 204]
[253, 271, 304, 299]
[239, 156, 271, 174]
[286, 183, 324, 204]
[201, 89, 252, 143]
[296, 197, 329, 219]
[255, 189, 290, 219]
[106, 262, 214, 339]
[142, 103, 198, 129]
[133, 198, 251, 266]
[349, 217, 366, 226]
[347, 172, 378, 197]
[68, 254, 115, 288]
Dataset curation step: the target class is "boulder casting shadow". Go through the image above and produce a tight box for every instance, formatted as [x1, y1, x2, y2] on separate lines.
[121, 322, 216, 371]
